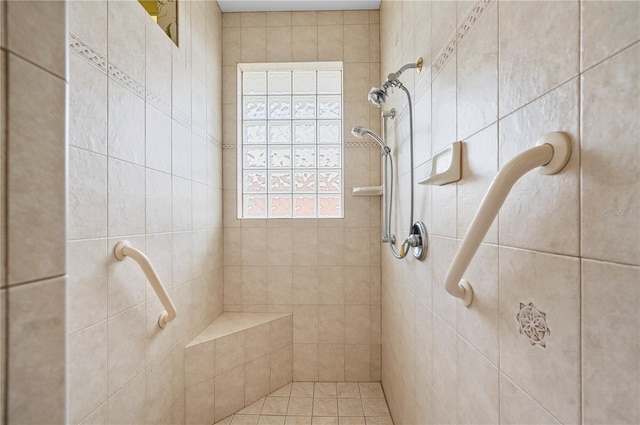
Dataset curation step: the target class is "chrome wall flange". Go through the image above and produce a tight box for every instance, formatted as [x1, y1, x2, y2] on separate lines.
[411, 221, 428, 261]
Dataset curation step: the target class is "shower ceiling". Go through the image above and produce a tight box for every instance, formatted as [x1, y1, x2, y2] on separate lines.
[217, 0, 381, 12]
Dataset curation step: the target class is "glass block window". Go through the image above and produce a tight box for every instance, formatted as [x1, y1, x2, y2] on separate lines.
[237, 62, 344, 219]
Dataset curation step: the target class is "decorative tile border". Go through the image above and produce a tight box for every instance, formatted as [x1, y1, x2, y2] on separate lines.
[193, 123, 208, 139]
[146, 90, 172, 117]
[345, 141, 381, 149]
[432, 0, 495, 78]
[68, 33, 107, 74]
[516, 302, 551, 348]
[107, 63, 145, 98]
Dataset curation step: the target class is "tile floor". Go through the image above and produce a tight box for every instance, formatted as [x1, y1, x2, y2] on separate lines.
[214, 382, 394, 425]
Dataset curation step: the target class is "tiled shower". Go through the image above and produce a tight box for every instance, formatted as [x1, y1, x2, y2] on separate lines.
[0, 0, 638, 424]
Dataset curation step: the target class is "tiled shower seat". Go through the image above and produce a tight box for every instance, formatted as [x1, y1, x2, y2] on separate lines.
[185, 312, 293, 424]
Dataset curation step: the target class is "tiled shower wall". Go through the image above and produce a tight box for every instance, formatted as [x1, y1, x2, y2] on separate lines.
[221, 11, 383, 382]
[1, 1, 67, 423]
[379, 0, 639, 424]
[66, 1, 224, 423]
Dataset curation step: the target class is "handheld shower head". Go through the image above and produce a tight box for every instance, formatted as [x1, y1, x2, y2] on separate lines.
[368, 57, 424, 107]
[351, 126, 390, 155]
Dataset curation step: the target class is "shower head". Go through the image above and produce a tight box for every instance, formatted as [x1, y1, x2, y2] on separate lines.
[351, 126, 390, 155]
[368, 57, 424, 107]
[368, 85, 390, 107]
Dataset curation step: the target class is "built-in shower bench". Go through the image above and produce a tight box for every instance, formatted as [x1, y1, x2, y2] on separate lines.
[184, 312, 293, 424]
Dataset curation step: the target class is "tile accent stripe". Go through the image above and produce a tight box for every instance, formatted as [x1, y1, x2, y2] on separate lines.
[221, 141, 381, 151]
[69, 31, 221, 147]
[432, 0, 495, 78]
[68, 33, 107, 74]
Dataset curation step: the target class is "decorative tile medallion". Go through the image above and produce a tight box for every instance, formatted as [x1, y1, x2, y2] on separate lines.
[516, 302, 550, 348]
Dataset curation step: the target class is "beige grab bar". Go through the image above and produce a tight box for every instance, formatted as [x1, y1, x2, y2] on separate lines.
[114, 240, 177, 328]
[445, 132, 572, 307]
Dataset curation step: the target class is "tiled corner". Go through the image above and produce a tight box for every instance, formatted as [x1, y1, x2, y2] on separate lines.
[6, 0, 66, 78]
[7, 277, 66, 424]
[7, 54, 66, 285]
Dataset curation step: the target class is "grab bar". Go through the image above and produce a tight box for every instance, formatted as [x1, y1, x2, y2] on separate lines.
[445, 132, 572, 306]
[114, 240, 177, 328]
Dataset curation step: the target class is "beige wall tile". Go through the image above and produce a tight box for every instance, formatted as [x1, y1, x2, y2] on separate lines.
[345, 345, 370, 381]
[215, 366, 245, 421]
[499, 375, 560, 425]
[293, 266, 319, 304]
[292, 26, 318, 61]
[146, 169, 173, 234]
[80, 403, 107, 425]
[185, 341, 215, 389]
[186, 378, 215, 425]
[7, 55, 66, 285]
[318, 25, 344, 61]
[215, 330, 246, 376]
[319, 344, 345, 382]
[172, 231, 193, 286]
[145, 104, 172, 174]
[432, 317, 457, 417]
[108, 158, 146, 237]
[107, 305, 146, 397]
[267, 12, 292, 27]
[68, 239, 108, 334]
[582, 259, 640, 424]
[267, 266, 293, 305]
[344, 25, 370, 63]
[245, 354, 272, 406]
[223, 27, 241, 66]
[581, 1, 639, 70]
[241, 12, 266, 27]
[69, 54, 108, 155]
[456, 3, 497, 140]
[242, 266, 268, 305]
[8, 278, 66, 423]
[241, 26, 267, 62]
[242, 228, 268, 265]
[293, 343, 319, 381]
[457, 125, 498, 244]
[498, 1, 579, 116]
[457, 243, 499, 365]
[292, 11, 317, 26]
[108, 1, 145, 83]
[6, 0, 65, 77]
[172, 177, 193, 232]
[69, 148, 108, 240]
[499, 248, 580, 424]
[267, 26, 292, 62]
[498, 79, 580, 256]
[245, 322, 271, 362]
[457, 338, 499, 424]
[267, 227, 293, 265]
[271, 344, 293, 391]
[294, 305, 319, 344]
[69, 0, 107, 56]
[319, 305, 345, 344]
[107, 372, 146, 425]
[581, 44, 640, 265]
[146, 17, 172, 108]
[145, 352, 173, 424]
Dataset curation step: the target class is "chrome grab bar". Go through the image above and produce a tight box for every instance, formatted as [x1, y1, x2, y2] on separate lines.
[114, 240, 177, 328]
[445, 132, 572, 307]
